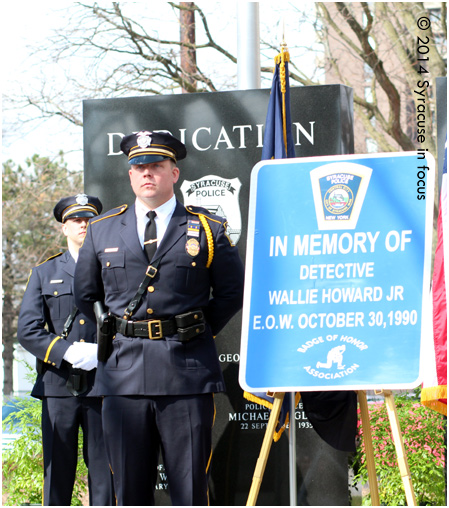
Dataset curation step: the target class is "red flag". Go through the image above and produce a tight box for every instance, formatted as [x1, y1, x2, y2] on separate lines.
[421, 140, 447, 416]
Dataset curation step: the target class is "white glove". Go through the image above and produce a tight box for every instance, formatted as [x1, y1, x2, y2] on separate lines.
[63, 342, 85, 364]
[63, 342, 98, 371]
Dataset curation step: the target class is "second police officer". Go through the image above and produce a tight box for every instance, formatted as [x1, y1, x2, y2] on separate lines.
[18, 194, 115, 506]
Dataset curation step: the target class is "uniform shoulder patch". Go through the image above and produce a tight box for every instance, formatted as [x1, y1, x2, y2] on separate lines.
[185, 205, 223, 225]
[185, 204, 211, 216]
[91, 204, 128, 224]
[223, 220, 236, 246]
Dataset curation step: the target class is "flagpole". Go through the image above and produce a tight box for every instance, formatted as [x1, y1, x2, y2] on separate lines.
[280, 23, 298, 504]
[238, 8, 298, 504]
[289, 393, 297, 506]
[236, 2, 261, 89]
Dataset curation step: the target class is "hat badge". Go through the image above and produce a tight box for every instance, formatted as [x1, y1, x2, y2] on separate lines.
[137, 131, 152, 148]
[75, 193, 89, 205]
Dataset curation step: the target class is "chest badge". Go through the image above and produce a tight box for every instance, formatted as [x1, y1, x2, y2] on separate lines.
[186, 238, 200, 257]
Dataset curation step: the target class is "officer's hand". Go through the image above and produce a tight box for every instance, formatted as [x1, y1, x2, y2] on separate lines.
[63, 342, 98, 371]
[72, 342, 98, 371]
[63, 342, 85, 364]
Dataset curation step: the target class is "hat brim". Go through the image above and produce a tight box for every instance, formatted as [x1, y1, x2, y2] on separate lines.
[64, 211, 97, 221]
[128, 154, 173, 165]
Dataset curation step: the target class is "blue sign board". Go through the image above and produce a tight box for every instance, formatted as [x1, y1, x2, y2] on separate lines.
[239, 152, 435, 391]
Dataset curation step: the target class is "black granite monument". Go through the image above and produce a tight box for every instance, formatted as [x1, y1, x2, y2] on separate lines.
[83, 85, 354, 505]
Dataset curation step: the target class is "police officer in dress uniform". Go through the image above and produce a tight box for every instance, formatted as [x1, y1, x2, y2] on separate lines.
[18, 194, 115, 506]
[74, 130, 245, 506]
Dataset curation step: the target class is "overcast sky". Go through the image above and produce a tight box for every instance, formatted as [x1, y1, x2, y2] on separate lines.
[1, 1, 317, 170]
[2, 2, 81, 167]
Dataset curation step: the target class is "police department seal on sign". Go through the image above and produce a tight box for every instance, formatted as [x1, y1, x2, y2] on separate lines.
[310, 162, 372, 230]
[324, 184, 354, 215]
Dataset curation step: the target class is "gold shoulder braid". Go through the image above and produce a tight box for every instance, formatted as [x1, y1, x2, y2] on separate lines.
[197, 214, 214, 268]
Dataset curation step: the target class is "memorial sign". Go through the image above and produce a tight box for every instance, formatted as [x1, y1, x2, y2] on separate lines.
[240, 152, 435, 393]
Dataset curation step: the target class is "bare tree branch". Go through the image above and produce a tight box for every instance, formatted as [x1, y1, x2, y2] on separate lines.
[5, 2, 447, 152]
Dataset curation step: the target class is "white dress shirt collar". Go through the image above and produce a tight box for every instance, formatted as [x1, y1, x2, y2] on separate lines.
[135, 195, 177, 248]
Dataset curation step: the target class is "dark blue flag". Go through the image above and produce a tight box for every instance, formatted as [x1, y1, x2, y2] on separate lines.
[244, 45, 358, 451]
[244, 45, 297, 442]
[261, 45, 295, 160]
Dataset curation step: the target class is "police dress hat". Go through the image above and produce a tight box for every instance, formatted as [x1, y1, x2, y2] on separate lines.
[53, 194, 103, 223]
[120, 130, 187, 165]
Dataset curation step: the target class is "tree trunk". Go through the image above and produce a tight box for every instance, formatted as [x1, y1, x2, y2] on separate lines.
[180, 2, 197, 93]
[2, 291, 15, 396]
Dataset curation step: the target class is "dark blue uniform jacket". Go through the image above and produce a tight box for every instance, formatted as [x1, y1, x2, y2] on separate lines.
[18, 251, 100, 398]
[74, 200, 245, 397]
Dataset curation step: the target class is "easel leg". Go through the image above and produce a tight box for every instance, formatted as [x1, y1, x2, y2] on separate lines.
[247, 392, 285, 506]
[383, 390, 417, 506]
[358, 391, 380, 506]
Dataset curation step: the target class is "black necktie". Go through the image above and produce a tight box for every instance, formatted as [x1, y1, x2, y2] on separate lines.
[144, 210, 157, 261]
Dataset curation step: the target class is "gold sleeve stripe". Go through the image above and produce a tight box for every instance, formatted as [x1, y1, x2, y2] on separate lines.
[44, 336, 61, 363]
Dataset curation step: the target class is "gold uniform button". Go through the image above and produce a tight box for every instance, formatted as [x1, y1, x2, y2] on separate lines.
[79, 319, 85, 325]
[148, 286, 155, 293]
[53, 291, 58, 295]
[191, 262, 196, 267]
[106, 261, 111, 267]
[80, 339, 85, 342]
[147, 308, 154, 315]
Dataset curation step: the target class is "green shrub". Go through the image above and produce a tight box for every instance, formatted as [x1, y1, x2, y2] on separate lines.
[2, 370, 88, 505]
[351, 391, 446, 506]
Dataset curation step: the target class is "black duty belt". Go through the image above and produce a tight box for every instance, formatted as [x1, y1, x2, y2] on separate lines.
[114, 309, 205, 343]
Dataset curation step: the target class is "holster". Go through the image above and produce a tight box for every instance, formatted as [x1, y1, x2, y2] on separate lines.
[94, 301, 115, 362]
[36, 358, 44, 375]
[66, 368, 88, 396]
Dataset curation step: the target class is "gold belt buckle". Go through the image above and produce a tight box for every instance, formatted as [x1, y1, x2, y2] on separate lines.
[148, 320, 163, 339]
